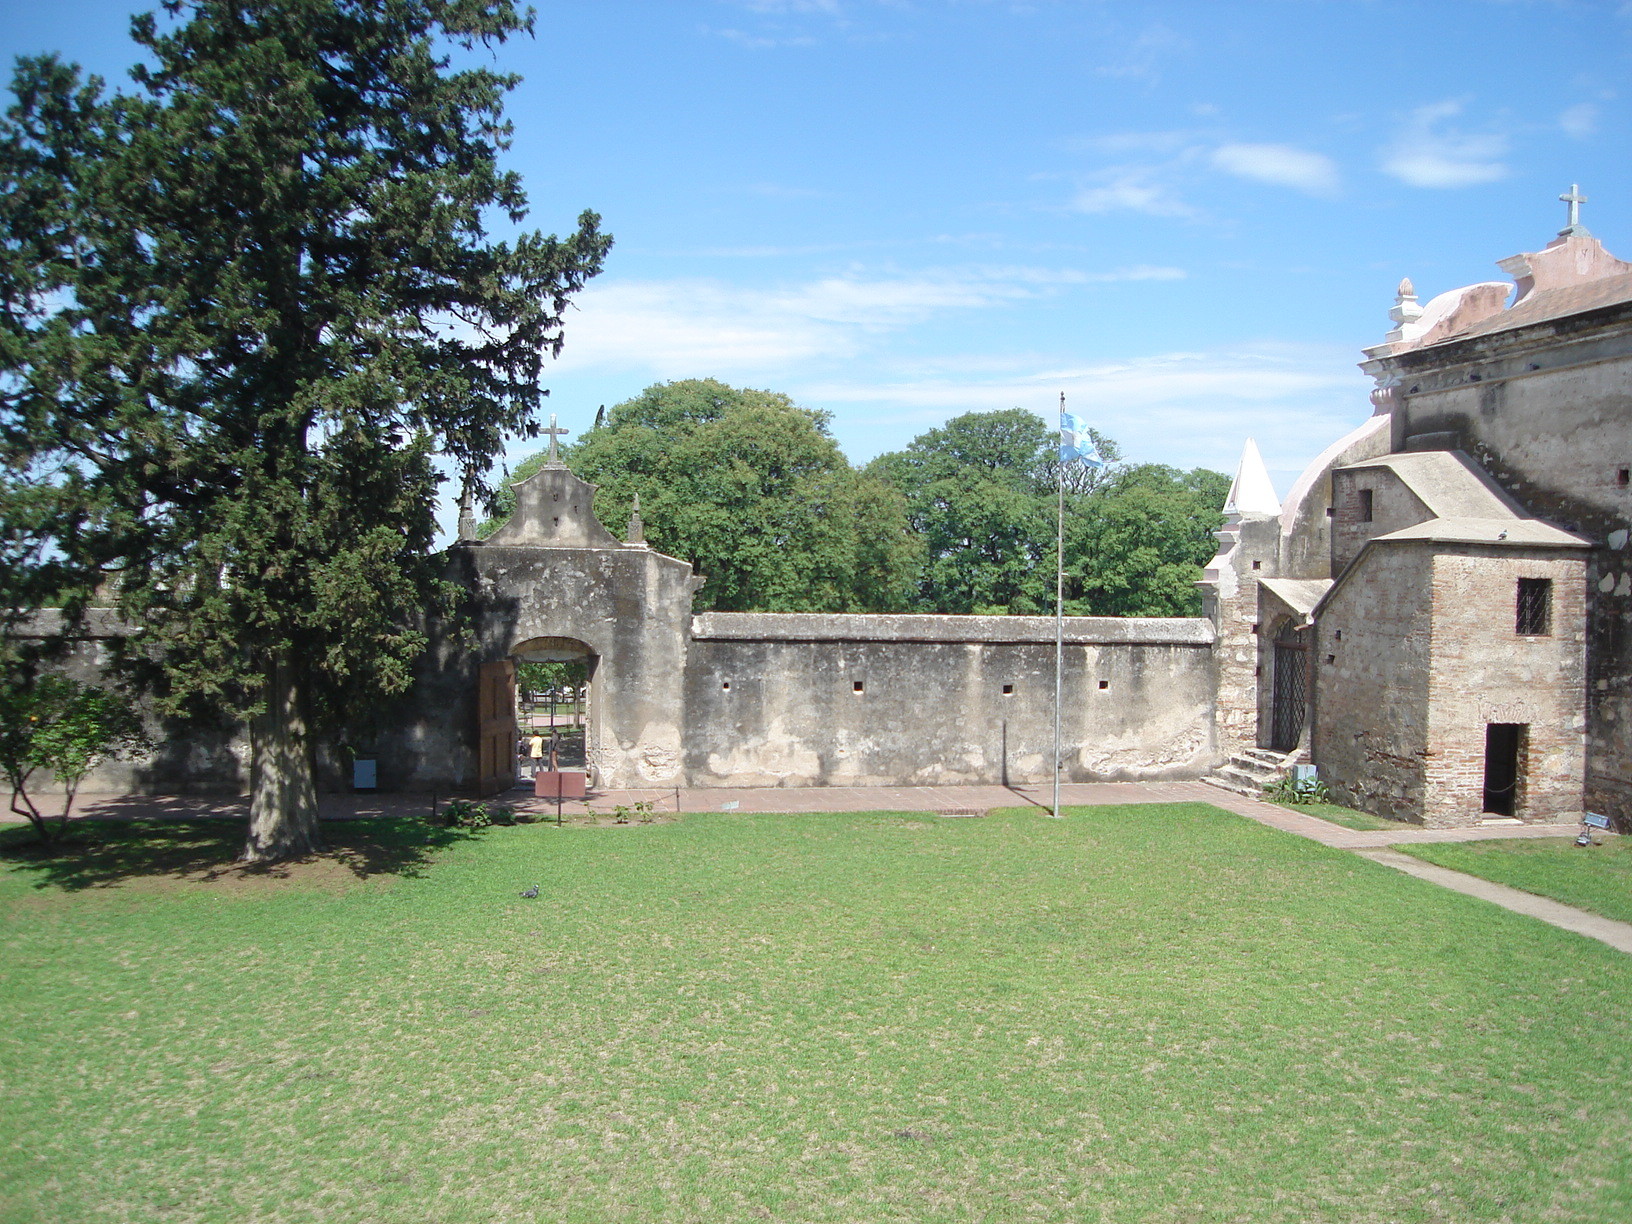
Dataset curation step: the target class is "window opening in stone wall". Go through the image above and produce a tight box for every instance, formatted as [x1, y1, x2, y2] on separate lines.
[721, 681, 730, 691]
[1098, 680, 1109, 690]
[1482, 723, 1526, 816]
[1619, 467, 1629, 487]
[1516, 578, 1552, 635]
[1359, 488, 1373, 522]
[852, 680, 864, 694]
[1002, 684, 1014, 696]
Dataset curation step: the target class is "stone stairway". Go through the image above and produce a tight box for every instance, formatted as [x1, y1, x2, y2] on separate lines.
[1202, 747, 1301, 799]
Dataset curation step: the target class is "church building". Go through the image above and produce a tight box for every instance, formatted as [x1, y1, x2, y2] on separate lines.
[1202, 194, 1627, 828]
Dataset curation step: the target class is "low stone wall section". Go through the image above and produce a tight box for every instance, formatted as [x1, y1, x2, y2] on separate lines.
[683, 613, 1216, 788]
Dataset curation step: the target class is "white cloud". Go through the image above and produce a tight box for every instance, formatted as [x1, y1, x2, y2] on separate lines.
[1096, 24, 1189, 82]
[1211, 143, 1340, 195]
[796, 344, 1370, 474]
[1380, 100, 1508, 189]
[1559, 102, 1598, 139]
[553, 266, 1186, 376]
[1069, 171, 1195, 217]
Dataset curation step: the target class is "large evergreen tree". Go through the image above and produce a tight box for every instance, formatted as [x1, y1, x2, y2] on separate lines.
[0, 0, 609, 861]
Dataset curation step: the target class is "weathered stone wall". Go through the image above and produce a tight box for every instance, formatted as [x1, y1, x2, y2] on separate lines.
[13, 611, 247, 796]
[1420, 549, 1588, 826]
[1329, 468, 1434, 574]
[1311, 546, 1434, 821]
[1372, 301, 1631, 822]
[683, 613, 1215, 787]
[1204, 514, 1278, 755]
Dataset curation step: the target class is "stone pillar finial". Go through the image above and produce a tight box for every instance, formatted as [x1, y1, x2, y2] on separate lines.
[1388, 277, 1423, 327]
[627, 491, 645, 544]
[456, 470, 479, 542]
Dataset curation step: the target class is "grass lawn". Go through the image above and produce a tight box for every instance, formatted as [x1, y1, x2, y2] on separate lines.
[1397, 835, 1632, 925]
[1270, 800, 1406, 832]
[4, 804, 1631, 1224]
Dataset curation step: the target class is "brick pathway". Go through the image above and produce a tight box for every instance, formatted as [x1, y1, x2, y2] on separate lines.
[13, 779, 1625, 954]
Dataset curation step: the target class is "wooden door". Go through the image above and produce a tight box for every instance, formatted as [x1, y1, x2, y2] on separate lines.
[477, 659, 517, 796]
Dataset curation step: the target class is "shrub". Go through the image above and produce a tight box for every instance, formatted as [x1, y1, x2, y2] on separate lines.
[1263, 776, 1331, 805]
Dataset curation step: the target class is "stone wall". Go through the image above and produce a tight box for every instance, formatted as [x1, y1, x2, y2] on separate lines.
[1329, 468, 1433, 574]
[13, 611, 247, 796]
[372, 539, 700, 793]
[1420, 549, 1588, 825]
[683, 613, 1215, 787]
[1312, 545, 1435, 820]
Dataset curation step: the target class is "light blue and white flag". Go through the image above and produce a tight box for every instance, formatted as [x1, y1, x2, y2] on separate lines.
[1059, 411, 1104, 469]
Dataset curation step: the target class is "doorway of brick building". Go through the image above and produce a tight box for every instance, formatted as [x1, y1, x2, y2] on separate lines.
[1269, 620, 1309, 752]
[1482, 723, 1527, 817]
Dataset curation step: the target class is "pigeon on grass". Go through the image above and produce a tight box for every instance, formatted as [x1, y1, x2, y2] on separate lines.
[519, 885, 539, 899]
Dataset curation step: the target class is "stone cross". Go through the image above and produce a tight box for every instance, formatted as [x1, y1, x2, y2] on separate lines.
[542, 413, 570, 463]
[1559, 184, 1588, 235]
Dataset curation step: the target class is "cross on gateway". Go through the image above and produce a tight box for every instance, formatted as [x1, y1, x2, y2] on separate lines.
[542, 413, 570, 463]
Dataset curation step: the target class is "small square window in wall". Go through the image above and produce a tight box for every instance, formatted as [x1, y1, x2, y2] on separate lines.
[1251, 560, 1261, 570]
[721, 681, 731, 691]
[1516, 578, 1553, 635]
[1359, 488, 1374, 522]
[1002, 684, 1014, 696]
[852, 680, 865, 694]
[1098, 680, 1109, 690]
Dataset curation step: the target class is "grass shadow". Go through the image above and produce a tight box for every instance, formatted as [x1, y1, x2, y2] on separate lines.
[0, 816, 482, 893]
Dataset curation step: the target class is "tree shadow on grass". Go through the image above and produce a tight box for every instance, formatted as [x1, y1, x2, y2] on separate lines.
[0, 817, 482, 893]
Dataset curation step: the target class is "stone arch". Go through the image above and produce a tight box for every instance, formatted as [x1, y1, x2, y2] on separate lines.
[511, 635, 601, 785]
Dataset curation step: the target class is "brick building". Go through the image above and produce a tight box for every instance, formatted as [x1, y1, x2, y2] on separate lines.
[1203, 204, 1626, 828]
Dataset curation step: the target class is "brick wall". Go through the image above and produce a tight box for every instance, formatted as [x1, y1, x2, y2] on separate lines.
[1312, 545, 1435, 821]
[1421, 549, 1588, 826]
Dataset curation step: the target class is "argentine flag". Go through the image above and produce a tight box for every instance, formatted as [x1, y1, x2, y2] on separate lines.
[1059, 411, 1104, 469]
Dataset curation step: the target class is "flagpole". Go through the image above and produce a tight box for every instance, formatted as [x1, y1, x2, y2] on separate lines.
[1054, 391, 1065, 819]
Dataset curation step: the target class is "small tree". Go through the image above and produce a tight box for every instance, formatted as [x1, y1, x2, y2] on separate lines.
[0, 674, 148, 843]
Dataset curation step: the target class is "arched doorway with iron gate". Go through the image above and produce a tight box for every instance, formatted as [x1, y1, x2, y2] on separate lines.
[513, 636, 596, 780]
[1269, 619, 1310, 753]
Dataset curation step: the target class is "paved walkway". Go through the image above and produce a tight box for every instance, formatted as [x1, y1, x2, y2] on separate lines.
[11, 779, 1626, 954]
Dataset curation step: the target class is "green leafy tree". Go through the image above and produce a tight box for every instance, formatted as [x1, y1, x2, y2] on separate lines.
[488, 379, 922, 613]
[0, 674, 149, 843]
[867, 409, 1122, 615]
[1069, 464, 1231, 616]
[0, 1, 610, 861]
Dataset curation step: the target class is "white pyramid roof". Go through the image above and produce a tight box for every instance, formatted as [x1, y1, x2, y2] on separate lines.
[1223, 438, 1281, 517]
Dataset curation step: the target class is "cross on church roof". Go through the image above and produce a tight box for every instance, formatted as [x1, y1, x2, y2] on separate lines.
[542, 413, 570, 464]
[1559, 183, 1590, 237]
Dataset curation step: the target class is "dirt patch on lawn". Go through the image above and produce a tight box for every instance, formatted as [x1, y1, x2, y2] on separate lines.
[0, 817, 480, 895]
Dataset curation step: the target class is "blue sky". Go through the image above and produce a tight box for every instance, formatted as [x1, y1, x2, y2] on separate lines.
[3, 0, 1628, 528]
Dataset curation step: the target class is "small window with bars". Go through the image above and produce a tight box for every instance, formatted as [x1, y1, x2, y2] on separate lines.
[1516, 578, 1552, 636]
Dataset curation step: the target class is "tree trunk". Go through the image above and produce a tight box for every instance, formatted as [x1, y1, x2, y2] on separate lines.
[242, 653, 322, 863]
